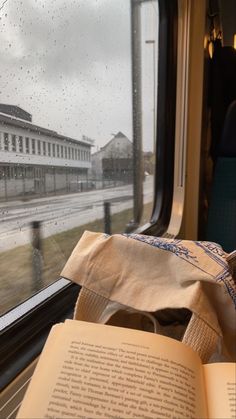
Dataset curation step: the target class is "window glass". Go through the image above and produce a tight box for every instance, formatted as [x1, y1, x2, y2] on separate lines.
[0, 0, 159, 315]
[32, 138, 36, 154]
[25, 137, 29, 153]
[37, 140, 41, 155]
[19, 136, 23, 152]
[4, 133, 9, 151]
[12, 135, 16, 152]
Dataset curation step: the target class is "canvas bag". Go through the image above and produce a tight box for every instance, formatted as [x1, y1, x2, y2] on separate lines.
[61, 231, 236, 363]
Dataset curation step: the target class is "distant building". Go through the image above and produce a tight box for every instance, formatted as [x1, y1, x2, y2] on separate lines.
[143, 151, 155, 175]
[91, 132, 133, 182]
[0, 104, 93, 200]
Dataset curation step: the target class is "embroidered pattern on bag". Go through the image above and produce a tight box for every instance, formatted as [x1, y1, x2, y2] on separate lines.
[195, 242, 236, 305]
[215, 269, 236, 307]
[121, 234, 236, 308]
[196, 242, 227, 268]
[123, 234, 197, 261]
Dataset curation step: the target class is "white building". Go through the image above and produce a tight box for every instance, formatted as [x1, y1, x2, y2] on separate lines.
[0, 104, 94, 199]
[91, 132, 133, 182]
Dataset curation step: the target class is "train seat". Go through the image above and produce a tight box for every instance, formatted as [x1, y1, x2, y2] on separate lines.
[206, 101, 236, 252]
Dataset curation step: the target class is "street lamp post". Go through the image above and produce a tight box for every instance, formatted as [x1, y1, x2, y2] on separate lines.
[145, 39, 156, 153]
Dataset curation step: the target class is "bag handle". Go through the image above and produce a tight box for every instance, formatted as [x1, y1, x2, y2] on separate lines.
[74, 286, 109, 323]
[181, 312, 220, 363]
[74, 286, 220, 363]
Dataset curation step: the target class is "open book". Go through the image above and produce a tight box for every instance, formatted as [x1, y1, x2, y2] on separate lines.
[17, 320, 236, 419]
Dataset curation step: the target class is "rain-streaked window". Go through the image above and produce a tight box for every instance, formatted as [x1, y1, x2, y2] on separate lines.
[0, 0, 159, 315]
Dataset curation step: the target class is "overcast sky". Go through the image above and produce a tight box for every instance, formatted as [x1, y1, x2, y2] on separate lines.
[0, 0, 158, 151]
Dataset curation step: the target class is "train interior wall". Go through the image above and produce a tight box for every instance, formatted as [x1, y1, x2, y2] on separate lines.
[179, 0, 236, 247]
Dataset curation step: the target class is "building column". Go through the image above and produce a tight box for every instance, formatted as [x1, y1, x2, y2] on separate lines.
[4, 168, 8, 201]
[53, 167, 56, 194]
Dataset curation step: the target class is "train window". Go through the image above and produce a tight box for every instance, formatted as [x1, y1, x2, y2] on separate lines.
[0, 0, 158, 316]
[0, 0, 177, 391]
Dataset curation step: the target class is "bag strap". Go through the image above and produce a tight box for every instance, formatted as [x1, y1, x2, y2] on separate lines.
[74, 286, 109, 323]
[74, 286, 220, 363]
[181, 312, 220, 363]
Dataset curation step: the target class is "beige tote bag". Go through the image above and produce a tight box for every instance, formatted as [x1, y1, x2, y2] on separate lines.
[61, 231, 236, 363]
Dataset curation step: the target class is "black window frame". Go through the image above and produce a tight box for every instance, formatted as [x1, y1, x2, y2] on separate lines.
[0, 0, 178, 392]
[0, 279, 80, 391]
[136, 0, 177, 236]
[150, 0, 177, 235]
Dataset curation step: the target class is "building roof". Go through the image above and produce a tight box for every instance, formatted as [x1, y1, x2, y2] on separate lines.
[115, 131, 127, 138]
[0, 106, 92, 147]
[0, 104, 32, 122]
[100, 131, 132, 151]
[92, 132, 132, 159]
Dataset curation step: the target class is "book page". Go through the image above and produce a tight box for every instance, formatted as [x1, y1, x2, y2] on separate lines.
[203, 363, 236, 419]
[17, 320, 208, 419]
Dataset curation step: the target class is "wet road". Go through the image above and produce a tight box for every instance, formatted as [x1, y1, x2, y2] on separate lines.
[0, 177, 153, 251]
